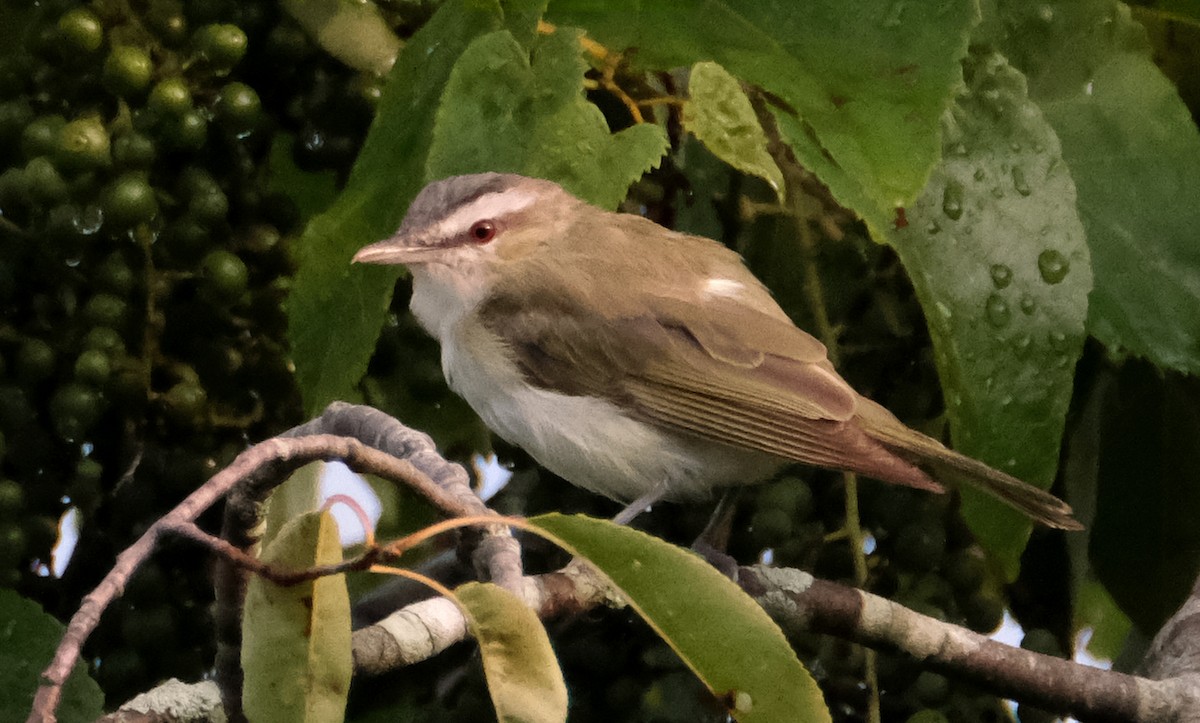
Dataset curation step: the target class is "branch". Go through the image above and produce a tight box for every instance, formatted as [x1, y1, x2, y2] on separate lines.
[29, 403, 521, 723]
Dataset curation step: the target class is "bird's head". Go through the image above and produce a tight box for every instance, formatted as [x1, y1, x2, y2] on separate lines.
[353, 173, 575, 277]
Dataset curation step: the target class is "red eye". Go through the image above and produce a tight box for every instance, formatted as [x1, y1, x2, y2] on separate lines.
[469, 220, 496, 243]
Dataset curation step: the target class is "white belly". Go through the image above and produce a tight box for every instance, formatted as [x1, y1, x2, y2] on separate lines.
[439, 317, 776, 502]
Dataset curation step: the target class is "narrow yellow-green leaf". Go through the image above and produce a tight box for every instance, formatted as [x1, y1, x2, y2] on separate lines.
[683, 61, 782, 199]
[456, 582, 568, 723]
[263, 461, 324, 547]
[243, 510, 351, 723]
[282, 0, 401, 75]
[529, 513, 830, 723]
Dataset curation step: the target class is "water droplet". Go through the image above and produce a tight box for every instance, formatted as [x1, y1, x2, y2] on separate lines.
[926, 220, 942, 235]
[1012, 166, 1031, 196]
[985, 293, 1011, 328]
[935, 301, 952, 319]
[949, 143, 968, 157]
[1037, 249, 1069, 284]
[1048, 330, 1069, 351]
[942, 181, 963, 220]
[74, 205, 104, 234]
[1009, 141, 1022, 152]
[1012, 334, 1032, 357]
[1038, 5, 1055, 22]
[990, 264, 1013, 289]
[990, 186, 1005, 199]
[1000, 394, 1014, 407]
[974, 168, 987, 182]
[1019, 294, 1036, 315]
[733, 691, 754, 713]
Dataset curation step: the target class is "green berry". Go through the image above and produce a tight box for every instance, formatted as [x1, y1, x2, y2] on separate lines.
[24, 157, 68, 203]
[904, 711, 949, 723]
[102, 173, 158, 228]
[750, 507, 793, 547]
[1020, 628, 1064, 658]
[74, 349, 112, 385]
[189, 185, 228, 225]
[200, 250, 248, 304]
[194, 24, 247, 70]
[0, 99, 34, 147]
[162, 379, 207, 425]
[758, 475, 814, 519]
[16, 338, 56, 383]
[945, 549, 987, 591]
[147, 78, 192, 116]
[0, 525, 26, 566]
[50, 383, 102, 439]
[892, 522, 947, 572]
[0, 479, 23, 516]
[56, 116, 111, 171]
[164, 110, 207, 150]
[83, 294, 129, 328]
[57, 8, 105, 54]
[97, 252, 135, 295]
[112, 132, 156, 169]
[963, 591, 1005, 633]
[83, 327, 126, 354]
[214, 82, 261, 134]
[103, 46, 153, 97]
[21, 114, 66, 159]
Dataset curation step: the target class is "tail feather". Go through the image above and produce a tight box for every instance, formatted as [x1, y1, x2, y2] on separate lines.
[854, 397, 1082, 531]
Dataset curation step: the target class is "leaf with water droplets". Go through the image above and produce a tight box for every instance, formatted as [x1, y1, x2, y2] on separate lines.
[884, 49, 1091, 579]
[990, 0, 1200, 374]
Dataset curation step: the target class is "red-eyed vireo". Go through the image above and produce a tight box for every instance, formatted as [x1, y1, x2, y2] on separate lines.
[353, 173, 1080, 530]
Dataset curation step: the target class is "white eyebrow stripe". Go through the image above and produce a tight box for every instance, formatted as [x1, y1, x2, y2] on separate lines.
[702, 277, 745, 299]
[432, 191, 539, 239]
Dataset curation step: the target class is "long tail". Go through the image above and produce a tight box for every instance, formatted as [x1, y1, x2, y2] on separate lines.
[854, 397, 1082, 531]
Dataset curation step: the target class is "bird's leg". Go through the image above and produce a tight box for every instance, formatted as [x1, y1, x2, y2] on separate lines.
[691, 488, 743, 580]
[612, 482, 670, 525]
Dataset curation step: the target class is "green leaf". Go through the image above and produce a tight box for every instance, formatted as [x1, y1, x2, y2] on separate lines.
[281, 0, 401, 75]
[883, 50, 1091, 578]
[683, 62, 782, 200]
[426, 27, 669, 209]
[1089, 363, 1200, 634]
[263, 461, 324, 547]
[287, 0, 504, 415]
[529, 513, 830, 723]
[455, 582, 568, 723]
[547, 0, 977, 230]
[989, 0, 1200, 374]
[1073, 577, 1131, 662]
[243, 510, 352, 723]
[266, 134, 339, 221]
[0, 590, 103, 723]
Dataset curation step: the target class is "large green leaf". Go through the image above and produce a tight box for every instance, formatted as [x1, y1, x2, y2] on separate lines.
[0, 590, 103, 723]
[989, 0, 1200, 374]
[529, 513, 830, 723]
[287, 0, 505, 416]
[547, 0, 977, 232]
[1088, 363, 1200, 634]
[243, 511, 352, 723]
[456, 582, 568, 723]
[884, 50, 1091, 578]
[426, 28, 669, 208]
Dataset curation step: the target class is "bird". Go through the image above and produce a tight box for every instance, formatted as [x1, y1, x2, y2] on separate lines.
[353, 172, 1080, 530]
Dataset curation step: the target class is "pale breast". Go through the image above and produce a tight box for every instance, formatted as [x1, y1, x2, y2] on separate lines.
[439, 316, 779, 502]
